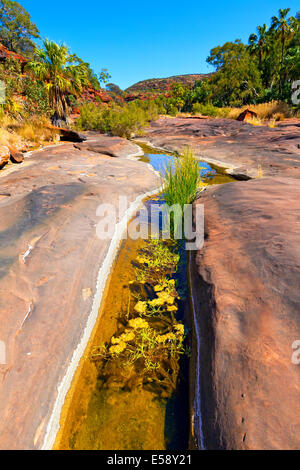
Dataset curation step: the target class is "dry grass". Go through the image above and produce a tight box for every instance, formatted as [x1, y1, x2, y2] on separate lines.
[268, 119, 277, 128]
[178, 101, 293, 123]
[224, 101, 291, 121]
[0, 113, 59, 149]
[247, 116, 263, 126]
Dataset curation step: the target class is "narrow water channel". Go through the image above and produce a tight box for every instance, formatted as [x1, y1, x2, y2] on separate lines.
[55, 144, 235, 451]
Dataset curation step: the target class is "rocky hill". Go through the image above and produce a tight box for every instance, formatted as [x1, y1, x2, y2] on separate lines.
[126, 73, 211, 93]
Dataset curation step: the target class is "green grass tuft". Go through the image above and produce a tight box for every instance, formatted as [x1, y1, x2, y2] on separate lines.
[161, 147, 199, 209]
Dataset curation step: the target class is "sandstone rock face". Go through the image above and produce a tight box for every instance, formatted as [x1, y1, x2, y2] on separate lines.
[75, 135, 143, 158]
[191, 178, 300, 450]
[0, 135, 157, 449]
[0, 146, 10, 167]
[142, 117, 300, 179]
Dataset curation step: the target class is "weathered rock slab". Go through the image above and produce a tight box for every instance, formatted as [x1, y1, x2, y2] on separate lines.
[142, 117, 300, 179]
[191, 178, 300, 450]
[0, 135, 157, 449]
[75, 135, 143, 158]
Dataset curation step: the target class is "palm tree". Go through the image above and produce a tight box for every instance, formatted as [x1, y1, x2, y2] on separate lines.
[27, 39, 88, 125]
[248, 24, 270, 68]
[271, 8, 294, 94]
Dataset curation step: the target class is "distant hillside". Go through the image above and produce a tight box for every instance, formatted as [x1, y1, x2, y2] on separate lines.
[126, 73, 212, 93]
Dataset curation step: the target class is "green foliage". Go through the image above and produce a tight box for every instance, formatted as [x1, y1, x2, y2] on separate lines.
[22, 78, 50, 116]
[171, 8, 300, 110]
[76, 100, 159, 138]
[192, 102, 219, 117]
[99, 68, 111, 85]
[247, 8, 299, 100]
[0, 57, 50, 117]
[162, 147, 199, 210]
[135, 240, 180, 284]
[207, 41, 263, 106]
[0, 0, 39, 57]
[27, 40, 90, 120]
[70, 54, 101, 90]
[106, 82, 124, 96]
[0, 58, 21, 99]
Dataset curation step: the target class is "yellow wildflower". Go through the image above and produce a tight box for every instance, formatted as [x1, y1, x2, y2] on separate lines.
[136, 256, 149, 265]
[157, 291, 175, 305]
[167, 305, 178, 312]
[109, 341, 127, 355]
[111, 336, 121, 345]
[134, 301, 147, 315]
[174, 324, 185, 336]
[128, 318, 149, 329]
[156, 332, 176, 343]
[120, 331, 135, 342]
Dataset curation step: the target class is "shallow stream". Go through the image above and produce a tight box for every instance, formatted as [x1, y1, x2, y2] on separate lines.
[55, 145, 235, 450]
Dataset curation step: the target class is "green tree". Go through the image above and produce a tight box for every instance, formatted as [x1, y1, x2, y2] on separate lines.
[70, 54, 101, 90]
[271, 8, 295, 94]
[99, 68, 111, 85]
[0, 0, 39, 56]
[27, 40, 89, 124]
[106, 83, 124, 96]
[285, 13, 300, 82]
[248, 24, 270, 69]
[169, 82, 186, 111]
[207, 41, 263, 106]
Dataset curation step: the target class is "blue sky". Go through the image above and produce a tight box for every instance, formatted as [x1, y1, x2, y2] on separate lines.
[21, 1, 299, 90]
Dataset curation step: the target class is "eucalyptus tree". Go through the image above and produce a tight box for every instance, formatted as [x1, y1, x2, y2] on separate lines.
[0, 0, 39, 57]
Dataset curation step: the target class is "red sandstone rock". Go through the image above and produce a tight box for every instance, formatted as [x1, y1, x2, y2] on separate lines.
[8, 145, 24, 164]
[75, 135, 143, 158]
[47, 125, 86, 143]
[236, 109, 258, 122]
[0, 146, 10, 167]
[0, 43, 27, 67]
[142, 117, 300, 179]
[81, 87, 112, 104]
[191, 178, 300, 450]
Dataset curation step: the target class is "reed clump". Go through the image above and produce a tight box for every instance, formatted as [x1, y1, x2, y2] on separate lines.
[161, 147, 199, 209]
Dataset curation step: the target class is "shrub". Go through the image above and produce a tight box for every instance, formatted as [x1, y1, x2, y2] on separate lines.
[76, 100, 159, 138]
[23, 78, 50, 116]
[192, 102, 219, 117]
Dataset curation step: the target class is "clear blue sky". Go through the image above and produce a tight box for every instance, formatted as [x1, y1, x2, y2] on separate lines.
[21, 0, 299, 90]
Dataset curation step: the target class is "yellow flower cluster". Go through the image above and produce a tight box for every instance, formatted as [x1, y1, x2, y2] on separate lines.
[136, 255, 150, 265]
[156, 332, 177, 344]
[167, 305, 178, 312]
[109, 341, 127, 355]
[134, 301, 147, 314]
[111, 330, 136, 345]
[109, 329, 136, 355]
[149, 291, 175, 307]
[154, 279, 175, 293]
[174, 323, 185, 336]
[128, 318, 149, 329]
